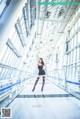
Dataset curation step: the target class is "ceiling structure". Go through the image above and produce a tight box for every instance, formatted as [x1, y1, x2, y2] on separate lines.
[35, 0, 80, 60]
[0, 0, 80, 69]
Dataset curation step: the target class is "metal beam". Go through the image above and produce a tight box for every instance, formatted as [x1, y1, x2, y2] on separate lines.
[39, 17, 68, 22]
[6, 39, 21, 58]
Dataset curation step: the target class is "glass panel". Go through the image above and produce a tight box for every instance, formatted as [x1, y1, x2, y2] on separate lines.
[74, 35, 77, 47]
[5, 50, 13, 65]
[0, 69, 6, 80]
[1, 47, 10, 64]
[0, 45, 7, 62]
[79, 47, 80, 60]
[73, 49, 76, 63]
[0, 0, 6, 16]
[78, 32, 80, 43]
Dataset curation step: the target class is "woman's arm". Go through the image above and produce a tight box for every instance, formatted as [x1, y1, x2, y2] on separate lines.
[37, 61, 42, 66]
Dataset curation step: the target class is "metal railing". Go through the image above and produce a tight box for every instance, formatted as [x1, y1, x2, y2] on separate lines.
[0, 62, 36, 108]
[47, 66, 80, 99]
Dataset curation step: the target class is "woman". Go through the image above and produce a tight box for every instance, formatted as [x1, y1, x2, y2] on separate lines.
[32, 58, 46, 92]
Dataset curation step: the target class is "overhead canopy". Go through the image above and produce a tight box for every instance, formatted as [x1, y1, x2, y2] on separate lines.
[35, 0, 80, 59]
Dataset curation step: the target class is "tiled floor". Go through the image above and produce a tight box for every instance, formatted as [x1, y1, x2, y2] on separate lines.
[0, 78, 80, 119]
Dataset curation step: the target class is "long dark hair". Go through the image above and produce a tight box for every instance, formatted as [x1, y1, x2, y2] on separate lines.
[40, 58, 44, 65]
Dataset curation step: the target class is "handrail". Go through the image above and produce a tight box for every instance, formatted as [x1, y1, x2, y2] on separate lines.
[47, 75, 80, 85]
[0, 75, 36, 93]
[0, 81, 21, 93]
[0, 63, 29, 73]
[66, 80, 80, 85]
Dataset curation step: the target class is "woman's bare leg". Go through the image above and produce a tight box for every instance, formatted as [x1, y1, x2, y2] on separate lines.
[32, 76, 40, 91]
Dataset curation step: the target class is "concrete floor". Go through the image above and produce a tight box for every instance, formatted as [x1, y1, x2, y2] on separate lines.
[0, 78, 80, 119]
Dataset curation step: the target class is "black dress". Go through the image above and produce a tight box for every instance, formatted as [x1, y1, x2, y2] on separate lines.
[38, 65, 45, 75]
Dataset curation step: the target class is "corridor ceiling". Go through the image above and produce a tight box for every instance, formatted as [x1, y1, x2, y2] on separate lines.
[35, 0, 80, 59]
[0, 0, 80, 62]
